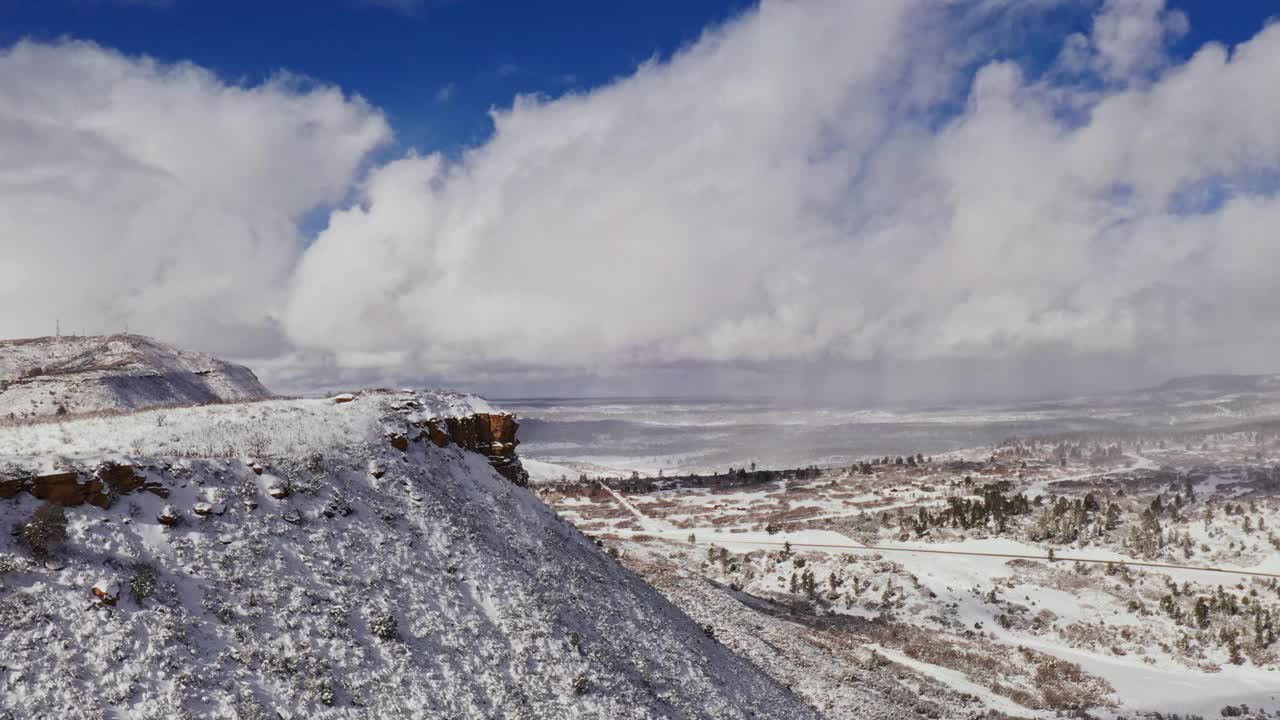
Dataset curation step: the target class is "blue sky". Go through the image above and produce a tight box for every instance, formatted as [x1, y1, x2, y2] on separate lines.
[0, 0, 755, 154]
[1, 0, 1271, 158]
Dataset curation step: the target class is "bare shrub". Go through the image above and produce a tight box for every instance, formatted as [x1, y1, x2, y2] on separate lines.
[245, 432, 271, 458]
[20, 502, 68, 558]
[130, 565, 158, 603]
[370, 612, 399, 641]
[0, 553, 21, 574]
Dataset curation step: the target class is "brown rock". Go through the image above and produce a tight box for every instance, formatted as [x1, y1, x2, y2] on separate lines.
[388, 433, 410, 452]
[30, 472, 89, 506]
[97, 463, 145, 495]
[415, 413, 526, 485]
[91, 580, 120, 606]
[157, 505, 180, 526]
[0, 465, 167, 508]
[0, 476, 28, 500]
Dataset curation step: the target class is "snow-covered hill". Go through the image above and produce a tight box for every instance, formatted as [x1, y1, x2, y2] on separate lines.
[0, 334, 272, 421]
[0, 391, 815, 719]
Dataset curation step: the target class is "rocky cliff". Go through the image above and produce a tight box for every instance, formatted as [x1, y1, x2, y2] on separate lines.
[418, 413, 526, 485]
[0, 462, 167, 509]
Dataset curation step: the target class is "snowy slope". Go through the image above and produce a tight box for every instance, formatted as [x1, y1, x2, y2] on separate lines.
[0, 392, 815, 719]
[0, 390, 491, 465]
[0, 334, 272, 421]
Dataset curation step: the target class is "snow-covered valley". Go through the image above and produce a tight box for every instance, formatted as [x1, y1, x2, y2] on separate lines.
[537, 432, 1280, 719]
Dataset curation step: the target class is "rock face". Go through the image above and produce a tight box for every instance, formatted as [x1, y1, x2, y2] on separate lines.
[416, 413, 527, 486]
[0, 463, 168, 509]
[0, 334, 273, 420]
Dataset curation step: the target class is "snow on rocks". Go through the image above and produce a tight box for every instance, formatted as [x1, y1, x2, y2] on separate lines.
[90, 579, 119, 605]
[386, 432, 410, 452]
[156, 504, 180, 526]
[266, 478, 290, 499]
[192, 501, 225, 517]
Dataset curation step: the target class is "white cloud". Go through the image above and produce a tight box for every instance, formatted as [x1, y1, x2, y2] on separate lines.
[1088, 0, 1189, 81]
[0, 40, 390, 355]
[5, 1, 1280, 400]
[279, 0, 1280, 396]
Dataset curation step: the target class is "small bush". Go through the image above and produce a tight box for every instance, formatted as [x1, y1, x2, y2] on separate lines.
[21, 502, 68, 558]
[572, 673, 590, 695]
[0, 553, 21, 574]
[130, 565, 157, 603]
[245, 432, 270, 458]
[306, 453, 326, 474]
[316, 677, 337, 706]
[370, 612, 399, 642]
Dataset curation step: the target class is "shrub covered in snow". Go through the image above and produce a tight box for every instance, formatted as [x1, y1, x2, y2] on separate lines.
[19, 501, 67, 558]
[370, 612, 399, 642]
[130, 564, 157, 603]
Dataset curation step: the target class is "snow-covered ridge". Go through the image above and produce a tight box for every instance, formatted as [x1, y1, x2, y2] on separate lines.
[0, 387, 526, 484]
[0, 334, 273, 420]
[0, 389, 812, 718]
[0, 389, 484, 468]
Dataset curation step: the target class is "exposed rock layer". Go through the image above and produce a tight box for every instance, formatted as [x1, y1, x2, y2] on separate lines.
[416, 413, 527, 486]
[0, 462, 169, 508]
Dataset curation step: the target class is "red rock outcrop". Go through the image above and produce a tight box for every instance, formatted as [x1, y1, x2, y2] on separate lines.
[413, 413, 527, 486]
[0, 463, 168, 509]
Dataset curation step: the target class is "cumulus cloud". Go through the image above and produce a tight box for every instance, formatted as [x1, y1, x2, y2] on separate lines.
[4, 1, 1280, 401]
[0, 40, 390, 356]
[278, 0, 1280, 397]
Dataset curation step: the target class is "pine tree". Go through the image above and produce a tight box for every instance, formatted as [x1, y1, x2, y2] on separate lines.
[1194, 596, 1210, 628]
[801, 569, 817, 598]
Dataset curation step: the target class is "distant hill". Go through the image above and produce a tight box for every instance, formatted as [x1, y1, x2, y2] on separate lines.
[0, 334, 272, 420]
[1143, 373, 1280, 397]
[1038, 371, 1280, 430]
